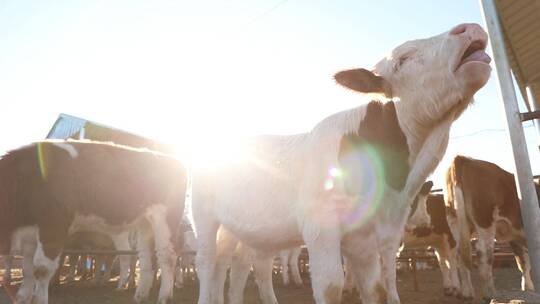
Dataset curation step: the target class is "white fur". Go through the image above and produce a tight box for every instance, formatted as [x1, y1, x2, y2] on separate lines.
[146, 205, 177, 304]
[32, 239, 61, 304]
[52, 142, 79, 158]
[13, 227, 38, 304]
[191, 24, 491, 304]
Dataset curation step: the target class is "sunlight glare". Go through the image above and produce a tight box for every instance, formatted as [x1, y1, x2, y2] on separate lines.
[173, 133, 251, 169]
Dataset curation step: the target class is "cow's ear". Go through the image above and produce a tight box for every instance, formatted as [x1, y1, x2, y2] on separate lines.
[334, 68, 392, 98]
[420, 181, 434, 194]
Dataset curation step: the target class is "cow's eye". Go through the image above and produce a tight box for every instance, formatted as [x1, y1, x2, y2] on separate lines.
[398, 56, 409, 67]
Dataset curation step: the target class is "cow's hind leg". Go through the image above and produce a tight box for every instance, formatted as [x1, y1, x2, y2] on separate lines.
[134, 223, 155, 303]
[110, 231, 132, 290]
[434, 247, 457, 297]
[15, 232, 38, 304]
[476, 227, 496, 301]
[32, 229, 65, 304]
[510, 240, 534, 291]
[145, 206, 178, 304]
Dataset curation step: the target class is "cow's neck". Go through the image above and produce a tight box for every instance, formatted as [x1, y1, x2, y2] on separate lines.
[395, 99, 464, 204]
[394, 102, 435, 163]
[394, 95, 464, 164]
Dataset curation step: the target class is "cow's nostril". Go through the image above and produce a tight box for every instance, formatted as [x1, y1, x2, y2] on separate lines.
[450, 24, 468, 35]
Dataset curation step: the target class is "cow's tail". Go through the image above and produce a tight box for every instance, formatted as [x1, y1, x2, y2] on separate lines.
[453, 185, 473, 270]
[446, 158, 472, 270]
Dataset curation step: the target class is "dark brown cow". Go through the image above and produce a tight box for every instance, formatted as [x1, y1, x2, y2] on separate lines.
[446, 155, 534, 301]
[403, 181, 460, 297]
[0, 140, 187, 304]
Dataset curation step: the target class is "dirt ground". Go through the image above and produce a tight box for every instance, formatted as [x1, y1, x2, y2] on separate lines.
[1, 265, 538, 304]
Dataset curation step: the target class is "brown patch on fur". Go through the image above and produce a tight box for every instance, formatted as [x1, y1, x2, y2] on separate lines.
[412, 226, 432, 238]
[324, 284, 342, 304]
[34, 266, 49, 279]
[375, 282, 387, 303]
[460, 246, 474, 270]
[426, 194, 457, 248]
[447, 156, 522, 229]
[339, 101, 409, 192]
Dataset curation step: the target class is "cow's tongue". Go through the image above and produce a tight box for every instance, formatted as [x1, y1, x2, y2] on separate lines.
[461, 49, 491, 65]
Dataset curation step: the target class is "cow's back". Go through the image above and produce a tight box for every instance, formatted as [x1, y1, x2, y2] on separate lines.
[447, 155, 522, 229]
[0, 141, 187, 254]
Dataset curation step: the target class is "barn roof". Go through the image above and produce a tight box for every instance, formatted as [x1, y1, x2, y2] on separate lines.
[495, 0, 540, 110]
[47, 113, 174, 154]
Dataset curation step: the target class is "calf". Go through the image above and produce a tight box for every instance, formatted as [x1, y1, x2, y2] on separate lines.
[446, 155, 535, 301]
[0, 140, 187, 304]
[192, 23, 491, 304]
[403, 181, 460, 296]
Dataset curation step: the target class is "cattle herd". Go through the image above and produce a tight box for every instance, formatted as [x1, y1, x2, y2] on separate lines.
[0, 22, 535, 304]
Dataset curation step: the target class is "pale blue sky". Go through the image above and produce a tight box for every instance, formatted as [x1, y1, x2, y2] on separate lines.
[0, 0, 538, 188]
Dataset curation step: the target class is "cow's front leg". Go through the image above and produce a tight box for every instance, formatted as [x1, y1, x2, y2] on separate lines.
[33, 230, 65, 304]
[253, 254, 278, 304]
[379, 239, 401, 304]
[228, 243, 253, 304]
[303, 223, 343, 304]
[343, 227, 386, 304]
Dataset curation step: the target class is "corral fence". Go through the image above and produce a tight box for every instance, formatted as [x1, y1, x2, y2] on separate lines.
[0, 245, 519, 292]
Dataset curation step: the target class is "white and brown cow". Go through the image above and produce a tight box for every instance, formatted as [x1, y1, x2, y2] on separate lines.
[0, 140, 187, 304]
[446, 155, 536, 301]
[191, 23, 491, 304]
[403, 181, 460, 297]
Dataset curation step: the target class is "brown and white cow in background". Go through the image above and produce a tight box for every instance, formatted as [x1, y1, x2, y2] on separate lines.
[402, 181, 460, 297]
[0, 140, 187, 304]
[191, 23, 491, 304]
[446, 155, 536, 301]
[343, 182, 460, 297]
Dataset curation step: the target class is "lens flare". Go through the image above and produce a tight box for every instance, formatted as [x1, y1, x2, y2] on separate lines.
[335, 144, 386, 230]
[37, 142, 48, 180]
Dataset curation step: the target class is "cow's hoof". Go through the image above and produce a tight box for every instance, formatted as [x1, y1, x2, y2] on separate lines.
[482, 297, 493, 304]
[134, 292, 149, 304]
[157, 295, 173, 304]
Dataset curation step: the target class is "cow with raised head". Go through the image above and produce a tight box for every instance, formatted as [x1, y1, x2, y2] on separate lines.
[446, 155, 536, 301]
[191, 23, 491, 304]
[0, 140, 187, 304]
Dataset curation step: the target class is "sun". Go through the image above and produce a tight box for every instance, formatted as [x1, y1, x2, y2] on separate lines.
[172, 133, 252, 170]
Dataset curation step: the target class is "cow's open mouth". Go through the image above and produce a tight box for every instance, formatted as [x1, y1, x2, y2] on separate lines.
[457, 39, 491, 70]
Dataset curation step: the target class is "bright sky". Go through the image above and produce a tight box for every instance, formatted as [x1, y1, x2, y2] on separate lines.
[1, 0, 539, 188]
